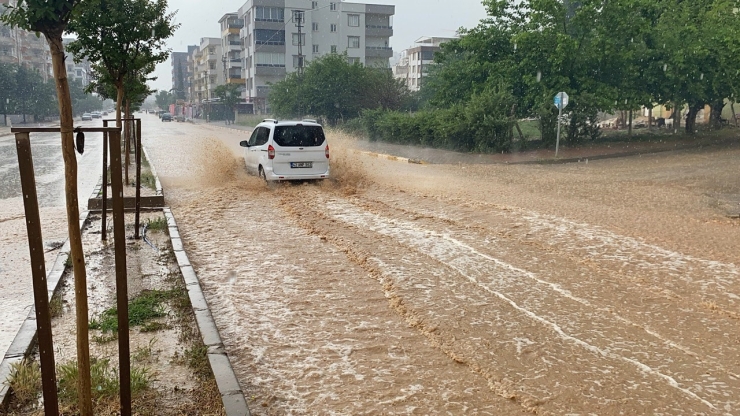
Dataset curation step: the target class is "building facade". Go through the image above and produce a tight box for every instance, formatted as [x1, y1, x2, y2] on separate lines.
[170, 50, 192, 98]
[219, 13, 245, 87]
[0, 0, 52, 81]
[187, 37, 224, 115]
[237, 0, 394, 113]
[393, 36, 455, 91]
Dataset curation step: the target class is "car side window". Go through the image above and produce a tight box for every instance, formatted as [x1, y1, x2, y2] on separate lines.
[247, 128, 260, 146]
[255, 127, 270, 146]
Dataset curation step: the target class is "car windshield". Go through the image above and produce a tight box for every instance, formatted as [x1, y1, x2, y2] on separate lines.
[273, 125, 325, 147]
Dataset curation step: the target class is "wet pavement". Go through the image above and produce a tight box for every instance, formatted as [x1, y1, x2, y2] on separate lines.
[0, 122, 104, 358]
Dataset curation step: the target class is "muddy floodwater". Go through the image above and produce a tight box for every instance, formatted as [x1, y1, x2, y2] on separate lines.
[0, 127, 103, 358]
[140, 118, 740, 414]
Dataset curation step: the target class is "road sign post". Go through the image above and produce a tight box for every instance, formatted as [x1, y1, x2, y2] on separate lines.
[554, 91, 569, 157]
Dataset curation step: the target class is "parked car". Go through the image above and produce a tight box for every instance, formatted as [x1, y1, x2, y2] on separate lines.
[239, 119, 330, 182]
[81, 113, 92, 121]
[174, 115, 185, 122]
[91, 111, 102, 119]
[161, 112, 172, 122]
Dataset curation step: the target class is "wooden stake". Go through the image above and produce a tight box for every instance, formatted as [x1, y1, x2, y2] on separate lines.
[14, 133, 59, 416]
[102, 121, 108, 241]
[134, 119, 142, 239]
[109, 129, 132, 416]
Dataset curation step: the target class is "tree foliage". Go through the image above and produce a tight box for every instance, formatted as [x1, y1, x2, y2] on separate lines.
[67, 0, 178, 122]
[269, 53, 409, 124]
[213, 83, 241, 123]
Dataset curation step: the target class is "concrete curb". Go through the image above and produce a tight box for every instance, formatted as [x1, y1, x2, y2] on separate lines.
[355, 150, 426, 165]
[163, 207, 251, 416]
[0, 211, 89, 408]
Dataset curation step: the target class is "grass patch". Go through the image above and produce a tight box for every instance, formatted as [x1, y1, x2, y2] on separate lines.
[141, 170, 156, 190]
[56, 358, 150, 406]
[49, 291, 63, 318]
[64, 254, 72, 269]
[92, 333, 118, 344]
[146, 216, 168, 232]
[5, 359, 41, 407]
[236, 114, 271, 127]
[89, 290, 171, 333]
[176, 344, 212, 381]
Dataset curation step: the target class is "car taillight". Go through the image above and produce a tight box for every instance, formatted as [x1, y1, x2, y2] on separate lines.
[268, 144, 275, 159]
[325, 145, 330, 159]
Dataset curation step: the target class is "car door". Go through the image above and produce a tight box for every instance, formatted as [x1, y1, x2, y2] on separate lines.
[245, 128, 260, 173]
[252, 127, 271, 169]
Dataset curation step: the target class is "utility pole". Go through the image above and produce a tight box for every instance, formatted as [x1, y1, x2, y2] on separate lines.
[294, 10, 304, 76]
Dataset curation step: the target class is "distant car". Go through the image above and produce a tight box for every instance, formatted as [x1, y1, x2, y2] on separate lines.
[91, 111, 102, 119]
[102, 111, 108, 116]
[81, 113, 92, 121]
[239, 119, 330, 182]
[161, 112, 172, 122]
[174, 115, 185, 122]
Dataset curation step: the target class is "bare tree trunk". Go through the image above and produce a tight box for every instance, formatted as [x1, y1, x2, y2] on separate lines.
[648, 107, 653, 129]
[47, 34, 93, 416]
[628, 109, 633, 138]
[732, 101, 738, 127]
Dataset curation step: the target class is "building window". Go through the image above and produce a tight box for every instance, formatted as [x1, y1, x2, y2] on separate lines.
[208, 47, 215, 55]
[312, 22, 318, 31]
[421, 50, 434, 61]
[312, 1, 318, 9]
[330, 24, 337, 32]
[292, 33, 306, 46]
[347, 57, 359, 65]
[330, 2, 337, 11]
[312, 44, 319, 53]
[348, 14, 359, 27]
[330, 45, 337, 53]
[293, 55, 305, 68]
[255, 6, 285, 22]
[348, 36, 360, 49]
[255, 52, 285, 67]
[254, 29, 285, 45]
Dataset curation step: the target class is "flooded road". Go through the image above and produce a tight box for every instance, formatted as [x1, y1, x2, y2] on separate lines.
[0, 124, 103, 358]
[142, 117, 740, 414]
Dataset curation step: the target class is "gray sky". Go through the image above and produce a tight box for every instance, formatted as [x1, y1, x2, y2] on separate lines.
[150, 0, 488, 92]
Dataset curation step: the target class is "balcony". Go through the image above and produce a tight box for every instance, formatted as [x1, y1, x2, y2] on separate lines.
[255, 65, 286, 77]
[255, 86, 270, 98]
[365, 4, 395, 15]
[365, 25, 393, 38]
[365, 46, 393, 58]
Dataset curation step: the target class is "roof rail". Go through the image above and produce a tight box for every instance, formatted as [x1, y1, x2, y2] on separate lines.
[263, 118, 278, 124]
[302, 118, 317, 123]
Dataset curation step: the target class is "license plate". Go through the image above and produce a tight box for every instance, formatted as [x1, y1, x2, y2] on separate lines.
[290, 162, 312, 168]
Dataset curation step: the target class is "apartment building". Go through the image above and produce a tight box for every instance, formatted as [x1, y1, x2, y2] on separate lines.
[393, 36, 455, 91]
[62, 38, 92, 87]
[187, 37, 224, 111]
[219, 13, 245, 86]
[0, 0, 51, 81]
[171, 47, 196, 98]
[237, 0, 394, 112]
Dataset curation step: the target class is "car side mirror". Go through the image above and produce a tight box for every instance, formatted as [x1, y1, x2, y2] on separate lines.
[240, 140, 250, 147]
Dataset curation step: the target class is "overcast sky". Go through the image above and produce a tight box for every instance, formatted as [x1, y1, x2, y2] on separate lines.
[150, 0, 488, 91]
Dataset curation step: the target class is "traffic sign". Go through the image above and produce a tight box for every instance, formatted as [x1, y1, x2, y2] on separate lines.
[554, 91, 569, 110]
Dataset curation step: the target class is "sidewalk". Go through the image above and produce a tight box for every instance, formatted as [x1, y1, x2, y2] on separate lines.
[191, 118, 253, 134]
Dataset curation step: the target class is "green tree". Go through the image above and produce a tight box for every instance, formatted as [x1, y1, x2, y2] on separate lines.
[270, 53, 407, 124]
[0, 0, 92, 414]
[154, 89, 174, 110]
[0, 63, 16, 125]
[67, 0, 178, 126]
[213, 83, 241, 124]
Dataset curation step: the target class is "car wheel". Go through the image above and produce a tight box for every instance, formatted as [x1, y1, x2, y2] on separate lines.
[259, 166, 267, 182]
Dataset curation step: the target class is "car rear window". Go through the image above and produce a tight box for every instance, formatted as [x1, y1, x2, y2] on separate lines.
[273, 125, 325, 147]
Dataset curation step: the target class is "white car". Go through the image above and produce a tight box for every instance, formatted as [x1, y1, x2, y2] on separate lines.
[240, 119, 330, 182]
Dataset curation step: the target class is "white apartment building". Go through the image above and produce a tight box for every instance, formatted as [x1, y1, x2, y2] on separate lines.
[237, 0, 394, 113]
[393, 36, 455, 91]
[187, 37, 224, 111]
[219, 13, 245, 86]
